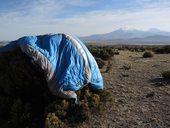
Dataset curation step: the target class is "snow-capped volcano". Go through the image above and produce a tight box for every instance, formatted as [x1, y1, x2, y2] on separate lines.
[80, 28, 170, 44]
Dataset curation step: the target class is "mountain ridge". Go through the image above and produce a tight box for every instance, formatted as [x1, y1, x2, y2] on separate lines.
[80, 28, 170, 44]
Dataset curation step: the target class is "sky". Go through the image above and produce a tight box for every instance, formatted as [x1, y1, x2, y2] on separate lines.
[0, 0, 170, 40]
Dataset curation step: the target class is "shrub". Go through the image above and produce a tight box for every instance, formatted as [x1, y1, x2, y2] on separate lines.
[105, 60, 112, 72]
[10, 99, 31, 128]
[45, 113, 64, 128]
[162, 71, 170, 79]
[163, 45, 170, 53]
[95, 57, 105, 69]
[154, 48, 165, 54]
[154, 45, 170, 54]
[122, 63, 131, 70]
[0, 48, 113, 128]
[114, 50, 120, 55]
[0, 48, 49, 128]
[143, 51, 154, 58]
[45, 85, 113, 125]
[88, 46, 114, 60]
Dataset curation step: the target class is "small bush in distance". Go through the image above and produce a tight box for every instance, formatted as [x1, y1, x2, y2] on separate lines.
[88, 46, 114, 60]
[143, 51, 154, 58]
[112, 49, 119, 55]
[122, 63, 131, 70]
[154, 45, 170, 54]
[95, 57, 105, 69]
[162, 71, 170, 79]
[105, 60, 112, 72]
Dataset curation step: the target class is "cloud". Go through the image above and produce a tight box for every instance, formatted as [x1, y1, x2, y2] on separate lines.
[61, 6, 170, 35]
[0, 0, 170, 40]
[134, 0, 170, 9]
[0, 0, 96, 19]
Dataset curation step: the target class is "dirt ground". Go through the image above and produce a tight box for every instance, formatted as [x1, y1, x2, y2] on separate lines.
[78, 51, 170, 128]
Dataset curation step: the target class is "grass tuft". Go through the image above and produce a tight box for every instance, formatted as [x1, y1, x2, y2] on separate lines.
[143, 51, 154, 58]
[162, 71, 170, 79]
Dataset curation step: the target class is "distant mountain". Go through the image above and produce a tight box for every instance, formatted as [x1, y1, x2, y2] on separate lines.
[80, 28, 170, 44]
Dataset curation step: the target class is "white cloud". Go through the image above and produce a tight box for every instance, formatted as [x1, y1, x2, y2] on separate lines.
[1, 0, 170, 40]
[61, 7, 170, 35]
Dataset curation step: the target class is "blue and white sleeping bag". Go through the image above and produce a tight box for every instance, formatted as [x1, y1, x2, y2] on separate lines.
[0, 34, 103, 100]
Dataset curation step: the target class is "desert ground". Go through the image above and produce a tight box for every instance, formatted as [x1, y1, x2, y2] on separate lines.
[78, 50, 170, 128]
[0, 46, 170, 128]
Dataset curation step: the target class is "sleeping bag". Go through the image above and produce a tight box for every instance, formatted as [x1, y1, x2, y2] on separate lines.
[0, 33, 103, 101]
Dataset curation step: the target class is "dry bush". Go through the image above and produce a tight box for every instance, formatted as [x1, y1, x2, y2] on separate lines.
[154, 45, 170, 54]
[45, 113, 64, 128]
[105, 60, 112, 72]
[88, 46, 114, 60]
[143, 51, 154, 58]
[0, 48, 113, 128]
[44, 85, 113, 128]
[95, 57, 105, 69]
[122, 63, 131, 70]
[162, 71, 170, 79]
[113, 49, 120, 55]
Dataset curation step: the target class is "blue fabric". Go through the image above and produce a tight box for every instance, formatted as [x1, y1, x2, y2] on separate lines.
[72, 35, 103, 90]
[0, 34, 103, 91]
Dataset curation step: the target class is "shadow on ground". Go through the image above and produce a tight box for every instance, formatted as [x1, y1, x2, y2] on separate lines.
[149, 78, 170, 87]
